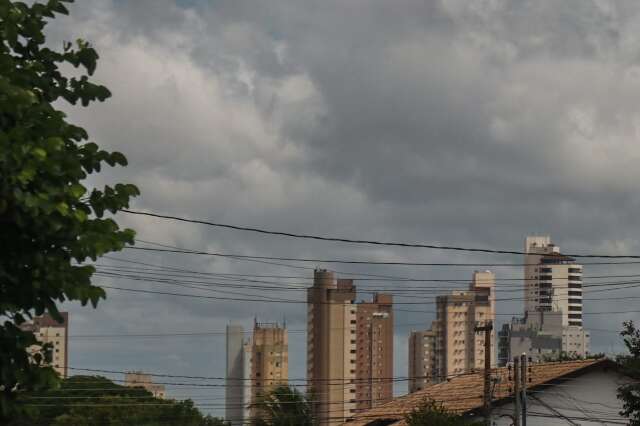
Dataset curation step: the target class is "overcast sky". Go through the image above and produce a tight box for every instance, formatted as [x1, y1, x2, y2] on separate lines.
[46, 0, 640, 417]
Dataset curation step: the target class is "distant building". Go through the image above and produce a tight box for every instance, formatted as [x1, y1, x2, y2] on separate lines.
[249, 321, 288, 416]
[524, 236, 584, 327]
[497, 236, 591, 363]
[226, 324, 246, 426]
[307, 269, 357, 425]
[226, 321, 289, 425]
[124, 372, 165, 398]
[433, 271, 496, 380]
[20, 312, 69, 378]
[408, 329, 436, 393]
[355, 293, 393, 412]
[498, 310, 590, 366]
[497, 323, 511, 367]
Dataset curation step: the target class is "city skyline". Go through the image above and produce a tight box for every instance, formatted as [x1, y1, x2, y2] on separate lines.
[21, 1, 640, 421]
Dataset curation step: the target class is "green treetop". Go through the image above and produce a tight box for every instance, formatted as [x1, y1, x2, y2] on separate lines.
[1, 0, 139, 418]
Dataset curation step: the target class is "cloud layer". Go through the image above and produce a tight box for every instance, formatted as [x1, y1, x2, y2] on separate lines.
[43, 0, 640, 416]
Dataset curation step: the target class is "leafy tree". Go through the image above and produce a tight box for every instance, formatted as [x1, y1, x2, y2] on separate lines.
[405, 399, 480, 426]
[8, 375, 228, 425]
[252, 385, 314, 426]
[618, 320, 640, 425]
[0, 0, 139, 418]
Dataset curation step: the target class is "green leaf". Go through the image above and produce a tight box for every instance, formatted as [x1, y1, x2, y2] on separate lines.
[109, 151, 127, 166]
[69, 183, 86, 198]
[55, 202, 69, 216]
[32, 148, 47, 160]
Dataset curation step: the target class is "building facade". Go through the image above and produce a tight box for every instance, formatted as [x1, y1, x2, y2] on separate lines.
[307, 269, 358, 426]
[226, 321, 289, 424]
[226, 324, 247, 426]
[408, 329, 436, 393]
[519, 236, 590, 359]
[355, 293, 393, 412]
[124, 372, 166, 398]
[20, 312, 69, 378]
[250, 321, 288, 413]
[524, 236, 583, 327]
[433, 271, 496, 380]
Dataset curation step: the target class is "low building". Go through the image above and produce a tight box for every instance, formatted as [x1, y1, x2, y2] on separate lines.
[345, 358, 628, 426]
[124, 371, 166, 399]
[498, 311, 590, 365]
[20, 312, 69, 378]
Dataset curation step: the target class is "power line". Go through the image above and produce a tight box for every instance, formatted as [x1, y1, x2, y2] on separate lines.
[125, 244, 640, 266]
[98, 284, 640, 315]
[122, 210, 640, 258]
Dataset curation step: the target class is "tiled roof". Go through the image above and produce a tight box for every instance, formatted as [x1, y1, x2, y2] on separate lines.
[345, 358, 606, 426]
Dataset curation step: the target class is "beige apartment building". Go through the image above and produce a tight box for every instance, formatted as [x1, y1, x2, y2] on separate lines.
[355, 293, 393, 412]
[433, 271, 495, 380]
[249, 322, 288, 407]
[124, 371, 166, 398]
[307, 269, 358, 426]
[408, 329, 436, 393]
[225, 321, 288, 425]
[20, 312, 69, 378]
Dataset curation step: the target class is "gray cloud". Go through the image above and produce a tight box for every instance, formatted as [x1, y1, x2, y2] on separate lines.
[42, 0, 640, 417]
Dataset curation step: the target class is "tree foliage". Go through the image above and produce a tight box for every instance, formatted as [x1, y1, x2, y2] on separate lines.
[404, 399, 480, 426]
[618, 320, 640, 425]
[7, 375, 227, 425]
[0, 0, 139, 417]
[252, 385, 314, 426]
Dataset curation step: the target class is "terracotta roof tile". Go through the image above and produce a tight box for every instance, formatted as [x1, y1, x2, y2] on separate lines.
[345, 358, 605, 426]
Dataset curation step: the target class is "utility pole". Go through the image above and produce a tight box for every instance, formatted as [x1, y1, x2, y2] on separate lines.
[520, 354, 527, 426]
[475, 321, 493, 426]
[513, 356, 521, 426]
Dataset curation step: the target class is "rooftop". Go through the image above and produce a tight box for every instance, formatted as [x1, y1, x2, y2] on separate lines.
[345, 358, 608, 426]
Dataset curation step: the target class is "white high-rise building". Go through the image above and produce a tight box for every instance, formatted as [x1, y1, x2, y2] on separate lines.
[524, 236, 583, 327]
[522, 236, 589, 358]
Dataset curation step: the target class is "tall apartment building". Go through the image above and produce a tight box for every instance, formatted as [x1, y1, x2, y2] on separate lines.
[226, 321, 289, 425]
[433, 271, 495, 380]
[522, 236, 589, 357]
[307, 269, 358, 426]
[355, 293, 393, 412]
[226, 324, 246, 426]
[250, 322, 288, 410]
[408, 328, 436, 393]
[124, 371, 166, 398]
[20, 312, 69, 378]
[524, 236, 584, 327]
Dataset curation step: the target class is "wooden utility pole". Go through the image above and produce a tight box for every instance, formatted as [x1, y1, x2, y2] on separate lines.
[475, 321, 493, 426]
[513, 356, 521, 426]
[520, 354, 527, 426]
